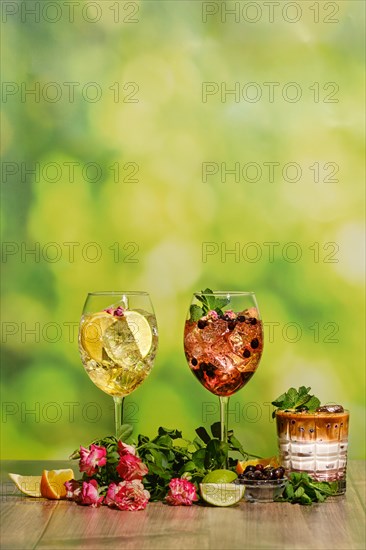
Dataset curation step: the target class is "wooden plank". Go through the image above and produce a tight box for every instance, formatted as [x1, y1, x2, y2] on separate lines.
[35, 501, 210, 550]
[205, 494, 365, 550]
[0, 461, 365, 550]
[0, 498, 58, 550]
[348, 460, 366, 508]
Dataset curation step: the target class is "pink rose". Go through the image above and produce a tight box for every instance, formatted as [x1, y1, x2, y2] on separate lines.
[64, 479, 81, 502]
[116, 452, 148, 481]
[105, 480, 150, 511]
[118, 440, 137, 456]
[79, 444, 107, 477]
[79, 479, 104, 507]
[165, 478, 198, 506]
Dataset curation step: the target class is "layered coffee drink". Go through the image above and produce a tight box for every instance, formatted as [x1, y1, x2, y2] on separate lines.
[276, 406, 349, 494]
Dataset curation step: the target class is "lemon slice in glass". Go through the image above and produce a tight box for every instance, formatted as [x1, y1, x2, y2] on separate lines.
[80, 312, 116, 362]
[200, 483, 245, 507]
[123, 310, 152, 358]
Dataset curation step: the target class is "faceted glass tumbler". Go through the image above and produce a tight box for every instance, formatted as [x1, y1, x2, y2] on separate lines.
[276, 410, 349, 495]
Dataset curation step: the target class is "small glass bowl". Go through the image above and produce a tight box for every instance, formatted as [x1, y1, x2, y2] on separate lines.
[241, 477, 288, 503]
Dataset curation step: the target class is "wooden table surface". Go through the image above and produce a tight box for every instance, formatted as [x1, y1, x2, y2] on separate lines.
[1, 460, 365, 550]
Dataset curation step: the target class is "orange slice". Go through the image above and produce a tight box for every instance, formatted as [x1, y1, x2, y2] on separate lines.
[40, 468, 75, 500]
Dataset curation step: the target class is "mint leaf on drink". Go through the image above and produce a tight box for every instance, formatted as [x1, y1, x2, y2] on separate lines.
[271, 386, 321, 418]
[192, 288, 230, 319]
[190, 304, 203, 321]
[305, 395, 321, 410]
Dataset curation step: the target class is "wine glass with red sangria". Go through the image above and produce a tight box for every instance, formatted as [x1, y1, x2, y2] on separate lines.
[184, 290, 264, 444]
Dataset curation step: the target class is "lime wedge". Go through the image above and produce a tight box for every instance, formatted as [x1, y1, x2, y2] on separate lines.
[202, 469, 237, 484]
[200, 483, 245, 507]
[80, 312, 116, 362]
[8, 473, 42, 497]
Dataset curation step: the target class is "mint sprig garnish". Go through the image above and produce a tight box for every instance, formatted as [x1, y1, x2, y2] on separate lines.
[189, 288, 230, 321]
[276, 472, 337, 505]
[271, 386, 321, 418]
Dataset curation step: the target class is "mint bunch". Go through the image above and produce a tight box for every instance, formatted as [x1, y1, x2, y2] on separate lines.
[277, 472, 337, 505]
[271, 386, 321, 418]
[190, 288, 230, 321]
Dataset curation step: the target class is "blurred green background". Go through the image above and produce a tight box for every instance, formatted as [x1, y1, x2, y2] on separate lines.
[1, 0, 365, 459]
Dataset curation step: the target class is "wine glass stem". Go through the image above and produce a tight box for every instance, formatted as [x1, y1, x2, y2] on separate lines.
[219, 396, 229, 444]
[113, 396, 124, 439]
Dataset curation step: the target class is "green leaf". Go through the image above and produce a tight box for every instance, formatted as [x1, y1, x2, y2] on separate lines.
[190, 304, 203, 321]
[195, 426, 211, 444]
[155, 434, 173, 448]
[298, 386, 311, 397]
[210, 422, 221, 439]
[138, 434, 150, 446]
[272, 386, 321, 414]
[285, 483, 294, 499]
[192, 436, 205, 449]
[214, 297, 230, 310]
[304, 395, 321, 411]
[117, 423, 133, 441]
[294, 486, 305, 498]
[314, 489, 325, 502]
[206, 294, 216, 310]
[300, 493, 312, 505]
[172, 438, 190, 448]
[285, 388, 298, 407]
[202, 288, 213, 295]
[228, 434, 247, 458]
[157, 427, 182, 439]
[180, 461, 196, 473]
[192, 448, 206, 469]
[294, 393, 312, 408]
[271, 392, 286, 407]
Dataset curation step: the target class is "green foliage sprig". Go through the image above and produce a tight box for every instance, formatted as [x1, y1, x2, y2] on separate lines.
[136, 422, 260, 501]
[277, 472, 337, 505]
[271, 386, 321, 418]
[189, 288, 230, 321]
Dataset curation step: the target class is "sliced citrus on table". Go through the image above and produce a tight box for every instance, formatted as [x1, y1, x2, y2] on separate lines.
[80, 312, 116, 362]
[40, 468, 75, 500]
[8, 473, 42, 497]
[202, 469, 238, 484]
[236, 456, 279, 475]
[200, 483, 245, 507]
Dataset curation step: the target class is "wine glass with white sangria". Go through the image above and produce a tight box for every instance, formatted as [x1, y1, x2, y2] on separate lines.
[79, 292, 158, 438]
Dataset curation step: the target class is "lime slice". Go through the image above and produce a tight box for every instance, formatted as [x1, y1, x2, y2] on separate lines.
[8, 473, 42, 497]
[123, 310, 152, 358]
[200, 483, 245, 507]
[80, 312, 116, 362]
[202, 469, 237, 484]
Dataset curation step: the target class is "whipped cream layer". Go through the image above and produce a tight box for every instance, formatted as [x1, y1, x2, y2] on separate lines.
[276, 410, 349, 481]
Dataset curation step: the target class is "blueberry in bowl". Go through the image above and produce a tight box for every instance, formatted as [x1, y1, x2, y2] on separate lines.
[235, 465, 288, 503]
